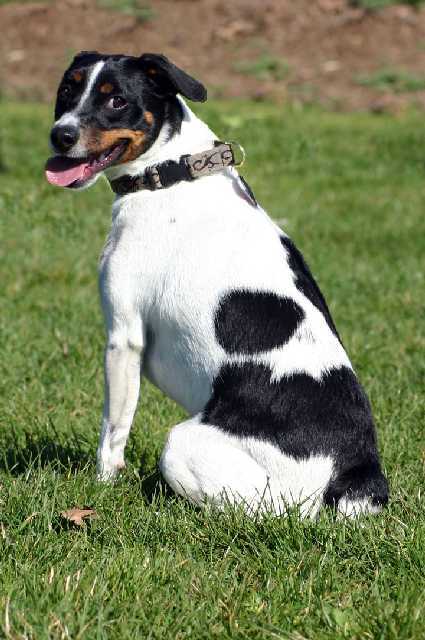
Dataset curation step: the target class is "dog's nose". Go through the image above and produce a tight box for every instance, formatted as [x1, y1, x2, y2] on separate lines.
[50, 125, 79, 153]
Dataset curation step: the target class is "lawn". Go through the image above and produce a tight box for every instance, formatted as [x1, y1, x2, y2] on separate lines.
[0, 100, 424, 639]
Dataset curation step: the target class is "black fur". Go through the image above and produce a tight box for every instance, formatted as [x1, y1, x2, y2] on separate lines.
[139, 53, 207, 102]
[215, 290, 304, 354]
[238, 176, 258, 208]
[323, 459, 388, 508]
[280, 236, 341, 340]
[54, 51, 207, 154]
[202, 363, 388, 508]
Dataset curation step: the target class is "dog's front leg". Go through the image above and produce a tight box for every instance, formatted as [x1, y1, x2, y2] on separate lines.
[97, 330, 143, 481]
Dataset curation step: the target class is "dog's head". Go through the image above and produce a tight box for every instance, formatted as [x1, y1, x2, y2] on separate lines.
[45, 51, 207, 189]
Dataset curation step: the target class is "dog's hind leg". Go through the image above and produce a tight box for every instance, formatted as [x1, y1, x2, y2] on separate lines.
[159, 416, 279, 514]
[158, 414, 329, 516]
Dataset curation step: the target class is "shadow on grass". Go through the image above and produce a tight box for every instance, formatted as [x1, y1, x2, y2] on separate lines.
[0, 428, 93, 476]
[138, 460, 175, 503]
[0, 430, 174, 504]
[0, 426, 176, 506]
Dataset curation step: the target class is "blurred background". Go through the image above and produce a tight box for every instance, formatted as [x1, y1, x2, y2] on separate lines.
[2, 0, 425, 112]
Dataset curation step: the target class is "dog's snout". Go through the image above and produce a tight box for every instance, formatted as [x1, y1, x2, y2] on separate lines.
[50, 125, 80, 153]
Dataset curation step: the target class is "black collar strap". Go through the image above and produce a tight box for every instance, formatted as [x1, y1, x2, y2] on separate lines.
[109, 140, 244, 196]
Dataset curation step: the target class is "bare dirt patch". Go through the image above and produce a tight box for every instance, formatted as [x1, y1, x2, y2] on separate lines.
[2, 0, 425, 111]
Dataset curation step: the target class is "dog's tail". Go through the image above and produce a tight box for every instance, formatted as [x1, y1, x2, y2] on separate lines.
[323, 458, 389, 517]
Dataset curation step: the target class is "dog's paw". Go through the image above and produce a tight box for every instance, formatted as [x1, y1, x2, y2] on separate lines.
[96, 455, 125, 482]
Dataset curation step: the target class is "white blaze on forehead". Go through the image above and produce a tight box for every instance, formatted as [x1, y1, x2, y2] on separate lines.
[75, 60, 105, 113]
[55, 60, 105, 127]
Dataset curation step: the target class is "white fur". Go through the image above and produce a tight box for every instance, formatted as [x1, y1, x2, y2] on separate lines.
[89, 98, 352, 518]
[337, 497, 381, 518]
[76, 62, 105, 113]
[159, 418, 333, 518]
[54, 61, 105, 160]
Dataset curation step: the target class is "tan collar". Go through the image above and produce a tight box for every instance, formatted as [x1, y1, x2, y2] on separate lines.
[109, 141, 244, 196]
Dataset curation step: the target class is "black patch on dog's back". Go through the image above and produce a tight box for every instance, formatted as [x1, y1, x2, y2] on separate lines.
[280, 236, 341, 341]
[215, 290, 304, 355]
[202, 363, 388, 507]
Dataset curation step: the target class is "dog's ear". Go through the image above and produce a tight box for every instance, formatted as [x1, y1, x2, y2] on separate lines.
[139, 53, 207, 103]
[69, 50, 104, 69]
[73, 50, 99, 60]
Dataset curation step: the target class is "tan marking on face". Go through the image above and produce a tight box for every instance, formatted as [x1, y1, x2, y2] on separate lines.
[71, 70, 83, 83]
[144, 111, 154, 125]
[83, 128, 146, 164]
[100, 82, 114, 94]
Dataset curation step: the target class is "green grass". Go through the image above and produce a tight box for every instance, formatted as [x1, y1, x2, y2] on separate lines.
[233, 56, 291, 82]
[356, 68, 425, 93]
[0, 0, 50, 4]
[96, 0, 153, 21]
[0, 99, 424, 639]
[352, 0, 425, 8]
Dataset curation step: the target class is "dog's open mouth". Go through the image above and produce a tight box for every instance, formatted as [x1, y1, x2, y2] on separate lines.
[45, 141, 128, 188]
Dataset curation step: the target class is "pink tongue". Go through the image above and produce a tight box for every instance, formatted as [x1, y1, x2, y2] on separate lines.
[45, 156, 90, 187]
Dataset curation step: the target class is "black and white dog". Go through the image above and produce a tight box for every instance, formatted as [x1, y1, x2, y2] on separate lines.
[46, 51, 388, 518]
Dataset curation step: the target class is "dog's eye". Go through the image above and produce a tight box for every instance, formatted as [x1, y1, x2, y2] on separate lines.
[107, 96, 127, 110]
[59, 84, 72, 100]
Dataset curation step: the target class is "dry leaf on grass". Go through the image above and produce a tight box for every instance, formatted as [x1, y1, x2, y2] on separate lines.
[60, 507, 97, 526]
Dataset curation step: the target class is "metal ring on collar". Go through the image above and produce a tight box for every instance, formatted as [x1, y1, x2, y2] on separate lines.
[227, 141, 246, 168]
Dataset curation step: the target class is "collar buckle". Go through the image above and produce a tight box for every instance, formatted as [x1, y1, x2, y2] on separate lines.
[226, 141, 246, 168]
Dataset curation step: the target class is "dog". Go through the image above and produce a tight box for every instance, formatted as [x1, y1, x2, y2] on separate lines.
[45, 51, 389, 518]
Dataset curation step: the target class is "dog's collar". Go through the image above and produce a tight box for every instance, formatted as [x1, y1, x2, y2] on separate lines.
[109, 140, 245, 196]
